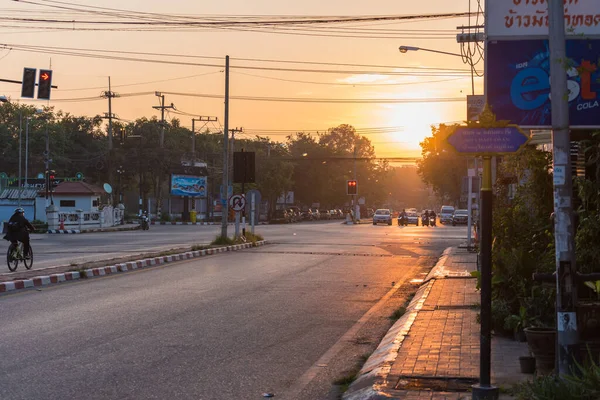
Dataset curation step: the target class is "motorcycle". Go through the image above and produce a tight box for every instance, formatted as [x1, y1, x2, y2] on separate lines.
[140, 214, 150, 231]
[421, 214, 429, 227]
[430, 216, 437, 227]
[398, 214, 407, 226]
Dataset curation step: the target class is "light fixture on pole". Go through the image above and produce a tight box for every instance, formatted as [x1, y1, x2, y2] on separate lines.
[398, 45, 462, 58]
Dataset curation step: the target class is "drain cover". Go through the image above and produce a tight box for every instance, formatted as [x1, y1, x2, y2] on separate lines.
[395, 376, 478, 392]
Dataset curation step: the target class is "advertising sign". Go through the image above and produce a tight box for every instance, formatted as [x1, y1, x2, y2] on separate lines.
[467, 95, 485, 121]
[487, 39, 600, 127]
[170, 174, 207, 197]
[487, 0, 600, 37]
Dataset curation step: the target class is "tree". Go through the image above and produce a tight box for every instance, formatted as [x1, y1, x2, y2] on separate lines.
[417, 124, 466, 205]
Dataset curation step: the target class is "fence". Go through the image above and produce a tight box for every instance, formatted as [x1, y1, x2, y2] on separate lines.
[57, 206, 124, 230]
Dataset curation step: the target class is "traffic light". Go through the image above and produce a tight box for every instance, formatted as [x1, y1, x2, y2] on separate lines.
[48, 170, 56, 189]
[37, 69, 53, 100]
[21, 68, 37, 98]
[347, 180, 358, 195]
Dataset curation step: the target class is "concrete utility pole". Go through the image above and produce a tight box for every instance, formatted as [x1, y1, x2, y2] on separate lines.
[221, 55, 230, 238]
[102, 77, 117, 203]
[548, 0, 579, 375]
[191, 116, 218, 156]
[152, 92, 175, 219]
[229, 127, 243, 187]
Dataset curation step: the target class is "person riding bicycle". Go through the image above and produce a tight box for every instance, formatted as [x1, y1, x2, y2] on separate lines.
[3, 208, 35, 258]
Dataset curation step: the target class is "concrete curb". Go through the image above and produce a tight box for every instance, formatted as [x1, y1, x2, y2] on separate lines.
[0, 240, 268, 294]
[342, 247, 453, 400]
[47, 229, 81, 234]
[149, 221, 269, 226]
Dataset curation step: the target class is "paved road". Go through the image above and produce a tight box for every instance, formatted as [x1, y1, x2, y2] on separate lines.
[1, 222, 468, 400]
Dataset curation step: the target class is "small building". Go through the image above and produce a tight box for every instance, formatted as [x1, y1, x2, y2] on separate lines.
[0, 188, 39, 223]
[35, 181, 105, 222]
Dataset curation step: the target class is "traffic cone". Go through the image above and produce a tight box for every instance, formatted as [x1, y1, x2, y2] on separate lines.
[59, 218, 65, 230]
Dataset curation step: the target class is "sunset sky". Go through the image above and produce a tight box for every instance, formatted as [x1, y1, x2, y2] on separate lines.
[0, 0, 484, 160]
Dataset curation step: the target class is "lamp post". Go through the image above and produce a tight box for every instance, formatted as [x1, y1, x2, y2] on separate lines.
[398, 45, 475, 96]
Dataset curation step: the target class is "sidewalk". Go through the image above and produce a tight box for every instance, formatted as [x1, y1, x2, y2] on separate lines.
[344, 247, 531, 400]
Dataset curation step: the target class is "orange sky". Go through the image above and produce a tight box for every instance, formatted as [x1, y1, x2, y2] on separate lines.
[0, 0, 484, 160]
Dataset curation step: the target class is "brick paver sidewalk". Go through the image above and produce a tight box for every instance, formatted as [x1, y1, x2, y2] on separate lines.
[344, 247, 530, 400]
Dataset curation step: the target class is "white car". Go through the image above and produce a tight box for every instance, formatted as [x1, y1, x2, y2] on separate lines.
[373, 209, 392, 225]
[439, 205, 455, 224]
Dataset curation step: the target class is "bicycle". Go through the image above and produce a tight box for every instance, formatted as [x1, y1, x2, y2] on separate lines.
[7, 242, 33, 272]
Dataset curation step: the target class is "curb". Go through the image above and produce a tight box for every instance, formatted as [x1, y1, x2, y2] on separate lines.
[0, 240, 268, 294]
[47, 229, 81, 234]
[343, 247, 453, 400]
[149, 221, 269, 226]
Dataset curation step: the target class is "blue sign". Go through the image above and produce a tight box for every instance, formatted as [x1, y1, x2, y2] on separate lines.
[170, 174, 207, 197]
[488, 39, 600, 127]
[447, 126, 529, 155]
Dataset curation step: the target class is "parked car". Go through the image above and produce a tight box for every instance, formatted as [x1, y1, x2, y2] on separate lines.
[319, 209, 332, 220]
[452, 209, 469, 226]
[373, 209, 392, 225]
[270, 209, 290, 224]
[439, 205, 455, 224]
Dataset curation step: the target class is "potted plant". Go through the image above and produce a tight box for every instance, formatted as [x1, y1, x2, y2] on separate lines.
[577, 280, 600, 365]
[504, 305, 532, 342]
[519, 352, 536, 374]
[523, 288, 557, 375]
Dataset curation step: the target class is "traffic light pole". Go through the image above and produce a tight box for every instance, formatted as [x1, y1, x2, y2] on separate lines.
[221, 55, 230, 239]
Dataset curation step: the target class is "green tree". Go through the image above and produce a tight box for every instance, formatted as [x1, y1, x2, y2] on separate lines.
[417, 124, 466, 205]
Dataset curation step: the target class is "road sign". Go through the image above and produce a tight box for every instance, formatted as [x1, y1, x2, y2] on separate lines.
[446, 126, 529, 156]
[228, 194, 246, 211]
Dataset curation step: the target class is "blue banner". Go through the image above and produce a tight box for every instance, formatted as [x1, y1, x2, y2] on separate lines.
[488, 39, 600, 127]
[170, 174, 207, 197]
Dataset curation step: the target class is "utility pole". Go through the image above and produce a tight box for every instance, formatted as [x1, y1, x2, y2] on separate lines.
[191, 116, 218, 156]
[102, 77, 117, 204]
[221, 55, 230, 238]
[548, 0, 579, 375]
[18, 112, 22, 208]
[44, 124, 51, 208]
[229, 127, 243, 187]
[152, 92, 175, 219]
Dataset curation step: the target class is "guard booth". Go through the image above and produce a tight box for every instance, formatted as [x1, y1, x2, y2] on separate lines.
[169, 159, 208, 222]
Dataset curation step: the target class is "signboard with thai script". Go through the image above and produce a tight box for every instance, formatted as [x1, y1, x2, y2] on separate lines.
[446, 126, 530, 156]
[487, 39, 600, 127]
[487, 0, 600, 37]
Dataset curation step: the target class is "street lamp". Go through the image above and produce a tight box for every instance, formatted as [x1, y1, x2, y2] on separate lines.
[116, 165, 125, 204]
[398, 45, 474, 95]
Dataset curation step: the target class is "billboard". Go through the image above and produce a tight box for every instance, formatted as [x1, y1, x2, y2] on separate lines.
[467, 95, 485, 121]
[170, 174, 207, 197]
[487, 39, 600, 127]
[487, 0, 600, 37]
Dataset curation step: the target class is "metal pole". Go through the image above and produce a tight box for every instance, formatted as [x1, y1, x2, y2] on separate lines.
[25, 117, 29, 187]
[472, 156, 498, 400]
[251, 192, 255, 234]
[221, 55, 230, 238]
[467, 160, 473, 248]
[549, 0, 579, 375]
[18, 112, 22, 208]
[45, 126, 49, 208]
[191, 118, 195, 156]
[353, 146, 358, 222]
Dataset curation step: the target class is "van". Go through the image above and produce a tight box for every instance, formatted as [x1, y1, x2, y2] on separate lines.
[439, 205, 455, 224]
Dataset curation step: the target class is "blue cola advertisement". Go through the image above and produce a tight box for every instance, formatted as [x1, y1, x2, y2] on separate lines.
[170, 174, 207, 197]
[487, 39, 600, 127]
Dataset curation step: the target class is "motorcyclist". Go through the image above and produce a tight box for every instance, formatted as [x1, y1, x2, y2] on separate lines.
[3, 208, 35, 258]
[399, 209, 407, 225]
[428, 210, 437, 226]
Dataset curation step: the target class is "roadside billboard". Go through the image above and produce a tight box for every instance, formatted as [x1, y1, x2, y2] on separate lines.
[170, 174, 207, 197]
[487, 39, 600, 127]
[487, 0, 600, 37]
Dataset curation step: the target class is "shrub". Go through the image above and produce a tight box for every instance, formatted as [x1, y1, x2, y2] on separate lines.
[211, 235, 234, 246]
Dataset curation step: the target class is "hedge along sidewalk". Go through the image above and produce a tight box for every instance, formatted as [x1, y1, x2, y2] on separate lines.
[0, 240, 268, 294]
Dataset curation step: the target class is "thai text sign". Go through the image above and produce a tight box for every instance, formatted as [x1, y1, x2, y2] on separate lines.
[487, 39, 600, 127]
[170, 174, 207, 197]
[447, 126, 529, 155]
[487, 0, 600, 37]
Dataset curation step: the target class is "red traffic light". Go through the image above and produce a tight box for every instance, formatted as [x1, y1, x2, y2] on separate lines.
[40, 72, 50, 81]
[346, 180, 358, 195]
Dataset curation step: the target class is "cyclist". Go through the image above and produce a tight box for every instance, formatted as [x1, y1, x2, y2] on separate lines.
[3, 208, 35, 259]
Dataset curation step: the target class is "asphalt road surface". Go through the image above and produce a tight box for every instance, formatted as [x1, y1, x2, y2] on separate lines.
[1, 221, 468, 400]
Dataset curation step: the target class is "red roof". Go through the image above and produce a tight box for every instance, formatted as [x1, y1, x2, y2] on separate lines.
[47, 181, 105, 195]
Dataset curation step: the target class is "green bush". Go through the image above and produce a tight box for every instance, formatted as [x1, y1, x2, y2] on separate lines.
[160, 213, 171, 222]
[211, 235, 234, 246]
[30, 219, 48, 232]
